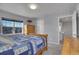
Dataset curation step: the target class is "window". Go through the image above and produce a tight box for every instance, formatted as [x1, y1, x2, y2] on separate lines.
[2, 20, 14, 27]
[3, 27, 13, 34]
[2, 19, 14, 34]
[1, 17, 23, 34]
[14, 22, 23, 33]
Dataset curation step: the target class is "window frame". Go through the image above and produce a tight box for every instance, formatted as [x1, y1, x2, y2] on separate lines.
[1, 17, 24, 35]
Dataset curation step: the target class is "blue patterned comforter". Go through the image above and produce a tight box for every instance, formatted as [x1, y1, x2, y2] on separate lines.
[0, 35, 32, 55]
[0, 41, 12, 54]
[28, 36, 45, 54]
[0, 34, 46, 55]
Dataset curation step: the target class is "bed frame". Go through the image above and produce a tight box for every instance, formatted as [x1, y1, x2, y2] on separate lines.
[30, 34, 48, 55]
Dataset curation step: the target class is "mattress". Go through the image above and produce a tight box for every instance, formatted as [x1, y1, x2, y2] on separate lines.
[19, 35, 45, 54]
[0, 35, 33, 55]
[12, 44, 29, 55]
[29, 36, 43, 45]
[0, 35, 15, 46]
[0, 41, 12, 54]
[0, 41, 31, 55]
[8, 34, 31, 42]
[28, 36, 45, 54]
[10, 34, 37, 54]
[0, 34, 45, 55]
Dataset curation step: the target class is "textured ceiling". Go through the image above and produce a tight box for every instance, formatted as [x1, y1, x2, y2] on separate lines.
[0, 3, 77, 18]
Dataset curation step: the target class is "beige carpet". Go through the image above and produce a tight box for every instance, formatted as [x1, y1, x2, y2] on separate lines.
[43, 44, 61, 55]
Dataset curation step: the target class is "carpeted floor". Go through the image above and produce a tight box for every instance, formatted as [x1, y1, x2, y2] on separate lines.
[43, 44, 61, 55]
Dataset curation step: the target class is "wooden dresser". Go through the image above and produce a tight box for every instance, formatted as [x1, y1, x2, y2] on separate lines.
[24, 24, 36, 35]
[27, 24, 35, 34]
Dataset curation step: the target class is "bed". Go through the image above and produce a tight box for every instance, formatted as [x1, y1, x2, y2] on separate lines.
[30, 34, 48, 55]
[0, 34, 48, 55]
[28, 36, 45, 55]
[7, 34, 47, 55]
[12, 43, 31, 55]
[0, 35, 33, 55]
[7, 34, 46, 55]
[0, 41, 14, 55]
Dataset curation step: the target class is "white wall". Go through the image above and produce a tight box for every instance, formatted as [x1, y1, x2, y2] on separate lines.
[42, 14, 74, 46]
[0, 10, 37, 34]
[44, 15, 59, 45]
[36, 18, 45, 34]
[61, 22, 72, 36]
[0, 10, 37, 24]
[37, 15, 73, 46]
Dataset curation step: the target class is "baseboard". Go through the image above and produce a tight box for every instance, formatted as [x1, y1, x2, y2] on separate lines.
[48, 42, 59, 47]
[48, 42, 59, 45]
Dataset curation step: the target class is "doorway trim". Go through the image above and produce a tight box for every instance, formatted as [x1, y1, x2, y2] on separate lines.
[58, 15, 72, 44]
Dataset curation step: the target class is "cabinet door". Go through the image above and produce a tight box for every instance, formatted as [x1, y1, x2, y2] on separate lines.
[27, 25, 35, 34]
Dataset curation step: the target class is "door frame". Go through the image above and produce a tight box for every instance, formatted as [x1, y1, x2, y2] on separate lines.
[58, 15, 72, 44]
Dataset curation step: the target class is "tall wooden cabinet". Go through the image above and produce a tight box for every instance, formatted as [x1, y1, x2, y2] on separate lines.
[27, 24, 35, 35]
[24, 24, 36, 35]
